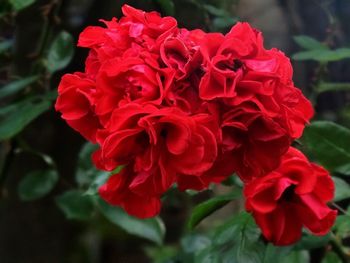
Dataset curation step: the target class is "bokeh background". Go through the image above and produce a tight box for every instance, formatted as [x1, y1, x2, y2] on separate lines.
[1, 0, 350, 262]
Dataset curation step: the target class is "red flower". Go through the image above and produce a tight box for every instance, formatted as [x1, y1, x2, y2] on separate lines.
[99, 164, 161, 218]
[55, 73, 102, 142]
[244, 147, 337, 245]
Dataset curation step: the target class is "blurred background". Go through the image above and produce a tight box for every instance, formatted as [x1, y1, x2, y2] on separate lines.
[1, 0, 350, 262]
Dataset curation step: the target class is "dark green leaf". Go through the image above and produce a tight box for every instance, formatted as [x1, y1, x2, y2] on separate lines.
[212, 16, 237, 30]
[0, 76, 38, 99]
[293, 48, 350, 62]
[188, 189, 242, 229]
[154, 0, 175, 16]
[181, 234, 211, 254]
[9, 0, 36, 11]
[294, 233, 330, 250]
[303, 121, 350, 171]
[333, 177, 350, 202]
[293, 35, 327, 50]
[334, 163, 350, 176]
[203, 4, 228, 16]
[317, 82, 350, 93]
[18, 169, 58, 201]
[322, 252, 342, 263]
[280, 251, 310, 263]
[334, 215, 350, 238]
[56, 190, 94, 220]
[195, 212, 264, 263]
[97, 198, 165, 245]
[0, 96, 51, 140]
[47, 31, 74, 73]
[0, 40, 13, 53]
[262, 244, 293, 263]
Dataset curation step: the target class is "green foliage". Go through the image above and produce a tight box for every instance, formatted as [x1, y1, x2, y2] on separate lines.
[18, 169, 58, 201]
[8, 0, 36, 11]
[293, 35, 327, 51]
[188, 189, 241, 229]
[96, 198, 165, 245]
[56, 190, 95, 220]
[303, 121, 350, 171]
[0, 76, 38, 99]
[321, 252, 342, 263]
[0, 40, 13, 53]
[47, 31, 74, 73]
[0, 95, 52, 140]
[317, 82, 350, 94]
[333, 177, 350, 202]
[154, 0, 175, 16]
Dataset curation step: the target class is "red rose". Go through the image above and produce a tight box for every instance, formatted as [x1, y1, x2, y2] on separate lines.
[244, 147, 337, 245]
[94, 50, 164, 119]
[99, 164, 161, 218]
[55, 73, 102, 142]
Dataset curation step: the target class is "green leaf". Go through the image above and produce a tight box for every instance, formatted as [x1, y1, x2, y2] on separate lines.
[293, 35, 327, 50]
[181, 234, 211, 254]
[195, 212, 263, 263]
[0, 40, 13, 53]
[317, 82, 350, 93]
[47, 31, 74, 73]
[334, 215, 350, 238]
[262, 244, 293, 263]
[9, 0, 36, 11]
[154, 0, 175, 16]
[188, 189, 242, 229]
[56, 190, 94, 220]
[280, 250, 310, 263]
[303, 121, 350, 171]
[322, 252, 342, 263]
[212, 16, 237, 30]
[294, 233, 331, 250]
[0, 95, 51, 140]
[333, 177, 350, 202]
[334, 163, 350, 176]
[203, 4, 228, 17]
[293, 48, 350, 62]
[97, 198, 165, 245]
[0, 76, 38, 99]
[18, 169, 58, 201]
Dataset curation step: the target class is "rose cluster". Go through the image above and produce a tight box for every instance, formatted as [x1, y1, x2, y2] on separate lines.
[55, 5, 336, 245]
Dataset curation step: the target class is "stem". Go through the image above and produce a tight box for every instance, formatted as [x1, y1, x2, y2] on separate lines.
[331, 202, 350, 216]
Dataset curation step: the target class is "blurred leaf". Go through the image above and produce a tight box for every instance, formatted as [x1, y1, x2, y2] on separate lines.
[9, 0, 36, 11]
[84, 173, 110, 196]
[181, 234, 211, 254]
[75, 142, 108, 188]
[334, 215, 350, 238]
[203, 4, 228, 16]
[0, 76, 38, 99]
[317, 82, 350, 93]
[334, 163, 350, 176]
[262, 244, 293, 263]
[195, 212, 264, 263]
[293, 48, 350, 62]
[188, 189, 241, 229]
[154, 0, 175, 16]
[280, 251, 310, 263]
[212, 16, 237, 30]
[18, 169, 58, 201]
[322, 252, 342, 263]
[0, 95, 51, 140]
[56, 190, 94, 220]
[47, 31, 74, 73]
[0, 40, 13, 53]
[97, 198, 165, 245]
[294, 233, 330, 250]
[293, 35, 327, 50]
[144, 245, 178, 263]
[333, 177, 350, 202]
[303, 121, 350, 171]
